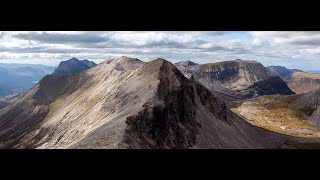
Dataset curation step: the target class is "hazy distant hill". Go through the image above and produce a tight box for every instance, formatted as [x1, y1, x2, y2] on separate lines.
[0, 64, 55, 98]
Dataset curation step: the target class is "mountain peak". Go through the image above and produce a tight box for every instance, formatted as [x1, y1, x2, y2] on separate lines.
[115, 56, 143, 63]
[117, 56, 134, 61]
[175, 60, 198, 66]
[81, 59, 96, 68]
[138, 58, 178, 77]
[69, 57, 80, 62]
[144, 58, 174, 69]
[52, 58, 96, 76]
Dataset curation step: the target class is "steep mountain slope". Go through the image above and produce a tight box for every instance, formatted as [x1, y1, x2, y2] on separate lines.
[268, 66, 303, 81]
[233, 89, 320, 137]
[0, 57, 319, 149]
[176, 59, 294, 100]
[52, 58, 96, 76]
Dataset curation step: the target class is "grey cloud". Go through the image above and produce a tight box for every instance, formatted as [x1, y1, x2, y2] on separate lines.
[0, 46, 82, 54]
[288, 38, 320, 46]
[202, 31, 226, 36]
[11, 31, 225, 52]
[75, 38, 208, 50]
[13, 32, 109, 44]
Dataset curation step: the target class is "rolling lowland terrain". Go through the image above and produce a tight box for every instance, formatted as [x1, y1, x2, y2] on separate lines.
[1, 57, 320, 149]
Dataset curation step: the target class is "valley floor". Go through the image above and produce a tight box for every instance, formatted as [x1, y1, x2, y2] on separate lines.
[231, 96, 320, 139]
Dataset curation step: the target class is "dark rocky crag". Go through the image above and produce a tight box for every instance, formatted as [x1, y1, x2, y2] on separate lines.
[52, 57, 97, 76]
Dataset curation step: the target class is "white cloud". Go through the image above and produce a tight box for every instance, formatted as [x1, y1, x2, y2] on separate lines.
[0, 31, 320, 71]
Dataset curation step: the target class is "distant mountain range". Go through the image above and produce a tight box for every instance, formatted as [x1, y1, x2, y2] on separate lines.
[1, 56, 319, 149]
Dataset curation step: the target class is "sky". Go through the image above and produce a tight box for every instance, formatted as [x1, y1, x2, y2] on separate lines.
[0, 31, 320, 71]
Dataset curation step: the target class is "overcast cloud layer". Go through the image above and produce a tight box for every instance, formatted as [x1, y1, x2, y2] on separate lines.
[0, 31, 320, 71]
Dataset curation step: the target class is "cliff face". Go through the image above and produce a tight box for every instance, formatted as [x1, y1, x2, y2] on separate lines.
[0, 57, 319, 149]
[176, 59, 294, 100]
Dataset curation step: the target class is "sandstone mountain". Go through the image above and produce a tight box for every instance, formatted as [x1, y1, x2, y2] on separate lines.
[268, 66, 303, 81]
[0, 56, 319, 149]
[287, 72, 320, 94]
[52, 58, 97, 76]
[268, 66, 320, 94]
[176, 59, 294, 100]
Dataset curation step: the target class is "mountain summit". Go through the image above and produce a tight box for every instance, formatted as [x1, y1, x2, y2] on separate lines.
[175, 60, 198, 66]
[52, 57, 97, 76]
